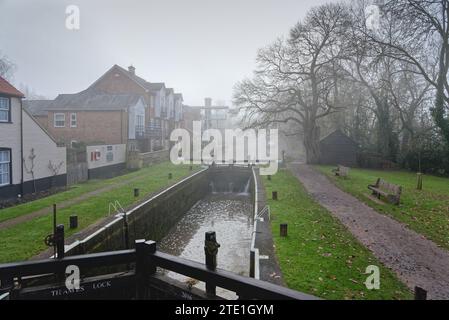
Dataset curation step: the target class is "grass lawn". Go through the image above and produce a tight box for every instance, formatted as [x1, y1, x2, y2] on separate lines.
[263, 169, 412, 300]
[0, 162, 198, 263]
[0, 165, 170, 223]
[315, 166, 449, 250]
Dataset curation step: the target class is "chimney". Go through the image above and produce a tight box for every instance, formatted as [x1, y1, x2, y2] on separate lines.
[205, 97, 212, 107]
[128, 65, 136, 75]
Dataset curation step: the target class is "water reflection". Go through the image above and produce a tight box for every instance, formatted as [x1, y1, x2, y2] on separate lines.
[158, 192, 253, 299]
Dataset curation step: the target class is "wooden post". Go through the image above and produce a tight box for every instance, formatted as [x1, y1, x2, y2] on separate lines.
[417, 173, 423, 191]
[272, 191, 278, 200]
[55, 224, 65, 259]
[249, 250, 255, 278]
[268, 175, 271, 181]
[134, 188, 140, 197]
[280, 224, 288, 237]
[53, 204, 57, 258]
[414, 286, 427, 300]
[204, 231, 220, 296]
[168, 173, 173, 180]
[69, 215, 78, 229]
[135, 239, 157, 299]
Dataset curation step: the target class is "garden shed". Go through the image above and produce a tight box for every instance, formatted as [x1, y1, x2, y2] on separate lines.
[318, 130, 358, 167]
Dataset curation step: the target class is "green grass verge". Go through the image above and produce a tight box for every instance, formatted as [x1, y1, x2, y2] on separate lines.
[0, 162, 198, 263]
[0, 166, 169, 223]
[263, 169, 412, 300]
[315, 166, 449, 250]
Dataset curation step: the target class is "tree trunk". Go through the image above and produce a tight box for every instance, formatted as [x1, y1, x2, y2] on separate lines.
[303, 124, 321, 164]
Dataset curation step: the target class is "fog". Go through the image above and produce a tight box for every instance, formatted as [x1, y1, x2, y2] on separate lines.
[0, 0, 332, 105]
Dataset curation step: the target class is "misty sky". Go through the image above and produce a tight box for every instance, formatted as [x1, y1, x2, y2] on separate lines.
[1, 0, 334, 106]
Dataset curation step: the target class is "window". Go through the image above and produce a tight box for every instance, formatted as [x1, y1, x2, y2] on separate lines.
[70, 113, 77, 127]
[0, 149, 11, 186]
[70, 140, 78, 148]
[54, 113, 65, 127]
[136, 114, 144, 136]
[106, 146, 114, 162]
[0, 97, 10, 122]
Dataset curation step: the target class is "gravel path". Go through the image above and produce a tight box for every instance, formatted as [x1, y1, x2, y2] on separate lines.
[289, 163, 449, 300]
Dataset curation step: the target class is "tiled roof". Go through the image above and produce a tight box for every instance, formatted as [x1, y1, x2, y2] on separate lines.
[23, 100, 53, 116]
[113, 65, 166, 93]
[0, 76, 24, 98]
[47, 89, 144, 111]
[147, 82, 165, 91]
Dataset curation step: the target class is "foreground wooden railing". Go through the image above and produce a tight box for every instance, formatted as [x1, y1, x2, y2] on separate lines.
[0, 239, 319, 300]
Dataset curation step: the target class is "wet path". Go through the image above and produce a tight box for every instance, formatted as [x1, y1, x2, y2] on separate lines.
[158, 193, 253, 299]
[289, 164, 449, 299]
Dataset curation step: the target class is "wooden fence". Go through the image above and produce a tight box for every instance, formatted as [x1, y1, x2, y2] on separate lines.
[66, 162, 88, 186]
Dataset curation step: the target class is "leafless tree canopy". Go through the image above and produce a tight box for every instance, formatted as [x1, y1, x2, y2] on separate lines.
[234, 0, 449, 173]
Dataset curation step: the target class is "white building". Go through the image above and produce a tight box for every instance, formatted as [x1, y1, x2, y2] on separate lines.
[0, 76, 66, 201]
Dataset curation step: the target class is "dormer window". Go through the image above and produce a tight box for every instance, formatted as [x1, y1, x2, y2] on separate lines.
[0, 97, 10, 123]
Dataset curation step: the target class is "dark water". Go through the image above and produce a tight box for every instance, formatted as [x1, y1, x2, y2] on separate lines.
[158, 192, 253, 299]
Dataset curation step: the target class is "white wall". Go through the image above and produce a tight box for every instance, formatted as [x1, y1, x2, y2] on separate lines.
[22, 110, 67, 182]
[128, 98, 146, 139]
[86, 144, 126, 170]
[0, 97, 21, 184]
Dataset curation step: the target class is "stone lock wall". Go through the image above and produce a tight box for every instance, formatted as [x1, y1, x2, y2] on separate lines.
[65, 165, 254, 257]
[66, 168, 210, 255]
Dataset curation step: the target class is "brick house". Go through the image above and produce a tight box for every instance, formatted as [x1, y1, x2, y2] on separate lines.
[0, 76, 67, 201]
[43, 89, 146, 150]
[25, 64, 184, 151]
[87, 65, 183, 150]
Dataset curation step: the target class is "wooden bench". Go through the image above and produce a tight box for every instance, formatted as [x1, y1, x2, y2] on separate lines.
[368, 178, 402, 205]
[332, 165, 350, 178]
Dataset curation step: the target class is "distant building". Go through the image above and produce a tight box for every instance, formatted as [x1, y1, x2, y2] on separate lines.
[318, 130, 358, 167]
[181, 105, 202, 134]
[186, 98, 233, 133]
[25, 64, 185, 152]
[22, 100, 53, 128]
[0, 76, 66, 200]
[42, 90, 147, 150]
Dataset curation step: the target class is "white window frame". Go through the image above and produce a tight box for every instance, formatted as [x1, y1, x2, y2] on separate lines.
[70, 113, 77, 128]
[0, 149, 11, 187]
[54, 113, 65, 128]
[0, 97, 10, 123]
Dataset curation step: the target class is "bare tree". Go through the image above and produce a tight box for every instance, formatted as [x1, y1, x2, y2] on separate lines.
[234, 3, 350, 163]
[0, 52, 16, 80]
[23, 148, 37, 193]
[367, 0, 449, 147]
[48, 160, 64, 189]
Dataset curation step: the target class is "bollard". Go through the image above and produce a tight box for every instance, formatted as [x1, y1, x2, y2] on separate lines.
[69, 215, 78, 229]
[417, 173, 423, 191]
[55, 224, 65, 259]
[134, 188, 140, 197]
[272, 191, 278, 200]
[268, 175, 271, 181]
[168, 173, 173, 180]
[249, 250, 255, 278]
[204, 231, 220, 296]
[189, 165, 193, 171]
[414, 286, 427, 300]
[280, 224, 288, 237]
